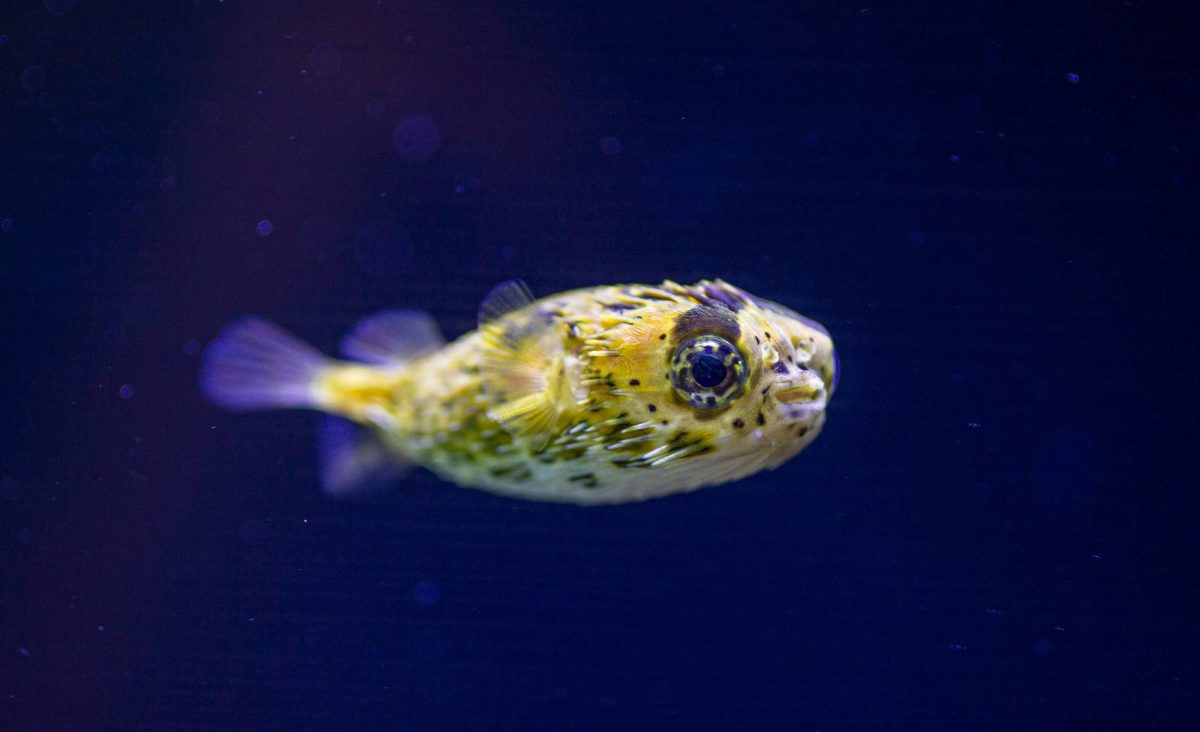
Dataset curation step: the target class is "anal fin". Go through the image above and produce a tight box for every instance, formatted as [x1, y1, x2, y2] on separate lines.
[317, 416, 410, 497]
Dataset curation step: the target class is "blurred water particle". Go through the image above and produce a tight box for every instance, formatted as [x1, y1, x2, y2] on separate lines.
[601, 136, 622, 155]
[43, 0, 79, 16]
[308, 43, 343, 77]
[393, 115, 441, 163]
[1034, 639, 1052, 656]
[1, 218, 12, 233]
[256, 219, 274, 237]
[1066, 72, 1080, 84]
[20, 66, 46, 93]
[118, 384, 135, 400]
[411, 580, 440, 606]
[365, 99, 384, 120]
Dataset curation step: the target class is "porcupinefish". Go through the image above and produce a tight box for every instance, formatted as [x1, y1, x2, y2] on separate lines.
[200, 279, 837, 504]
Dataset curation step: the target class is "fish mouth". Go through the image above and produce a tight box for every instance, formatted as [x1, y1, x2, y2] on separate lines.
[772, 372, 827, 424]
[774, 383, 822, 404]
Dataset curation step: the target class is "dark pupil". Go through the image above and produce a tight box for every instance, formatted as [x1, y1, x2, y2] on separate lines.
[692, 354, 727, 388]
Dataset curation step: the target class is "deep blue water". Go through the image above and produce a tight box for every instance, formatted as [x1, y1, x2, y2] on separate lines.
[4, 2, 1198, 729]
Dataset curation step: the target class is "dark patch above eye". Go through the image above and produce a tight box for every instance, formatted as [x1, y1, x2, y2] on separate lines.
[671, 305, 740, 344]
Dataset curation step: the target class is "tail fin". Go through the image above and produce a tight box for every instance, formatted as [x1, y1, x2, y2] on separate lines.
[200, 318, 330, 410]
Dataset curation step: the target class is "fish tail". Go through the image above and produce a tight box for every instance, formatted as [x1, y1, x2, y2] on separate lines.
[199, 317, 331, 411]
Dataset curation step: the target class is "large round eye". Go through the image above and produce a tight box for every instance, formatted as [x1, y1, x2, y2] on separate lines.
[670, 335, 748, 410]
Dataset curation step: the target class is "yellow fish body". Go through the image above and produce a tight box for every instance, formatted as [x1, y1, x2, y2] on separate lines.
[201, 279, 837, 504]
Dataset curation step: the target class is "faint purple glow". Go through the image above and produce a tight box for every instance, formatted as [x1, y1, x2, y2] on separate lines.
[1066, 72, 1080, 84]
[308, 43, 343, 77]
[256, 219, 274, 237]
[18, 647, 30, 657]
[412, 580, 440, 606]
[118, 384, 135, 400]
[43, 0, 79, 17]
[1, 219, 11, 233]
[1033, 639, 1051, 656]
[600, 136, 621, 155]
[949, 154, 961, 162]
[393, 115, 441, 163]
[20, 65, 46, 92]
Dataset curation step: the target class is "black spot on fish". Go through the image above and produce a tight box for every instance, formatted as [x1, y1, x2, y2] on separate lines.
[647, 404, 657, 412]
[629, 379, 640, 386]
[659, 333, 666, 340]
[756, 412, 765, 426]
[772, 361, 789, 375]
[733, 418, 745, 429]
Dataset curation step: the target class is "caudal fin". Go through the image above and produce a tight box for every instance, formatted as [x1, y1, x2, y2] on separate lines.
[200, 318, 329, 410]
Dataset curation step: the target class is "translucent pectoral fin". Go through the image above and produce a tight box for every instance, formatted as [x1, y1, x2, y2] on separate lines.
[477, 281, 566, 449]
[317, 416, 411, 497]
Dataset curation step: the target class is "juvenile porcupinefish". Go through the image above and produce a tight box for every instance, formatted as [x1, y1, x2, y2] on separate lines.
[200, 279, 838, 504]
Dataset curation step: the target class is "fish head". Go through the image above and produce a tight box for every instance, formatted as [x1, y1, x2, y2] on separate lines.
[578, 279, 837, 490]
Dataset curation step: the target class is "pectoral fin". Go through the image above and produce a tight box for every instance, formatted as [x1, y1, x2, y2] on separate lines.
[477, 281, 566, 450]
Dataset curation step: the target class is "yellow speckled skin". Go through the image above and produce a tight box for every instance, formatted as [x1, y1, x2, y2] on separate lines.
[311, 279, 836, 504]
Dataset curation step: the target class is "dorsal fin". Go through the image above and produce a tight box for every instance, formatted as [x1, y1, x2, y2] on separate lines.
[339, 310, 444, 365]
[478, 279, 535, 326]
[478, 282, 568, 450]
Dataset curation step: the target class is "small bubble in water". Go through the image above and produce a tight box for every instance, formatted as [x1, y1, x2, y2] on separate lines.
[256, 219, 274, 237]
[412, 580, 440, 606]
[118, 384, 134, 400]
[1, 219, 11, 233]
[600, 136, 622, 155]
[393, 115, 441, 162]
[20, 65, 46, 92]
[949, 154, 961, 162]
[1034, 638, 1051, 656]
[1066, 72, 1080, 84]
[18, 647, 30, 657]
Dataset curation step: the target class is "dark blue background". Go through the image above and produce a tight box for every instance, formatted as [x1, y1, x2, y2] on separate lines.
[4, 1, 1198, 729]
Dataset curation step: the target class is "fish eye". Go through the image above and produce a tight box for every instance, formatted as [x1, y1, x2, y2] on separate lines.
[669, 335, 747, 410]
